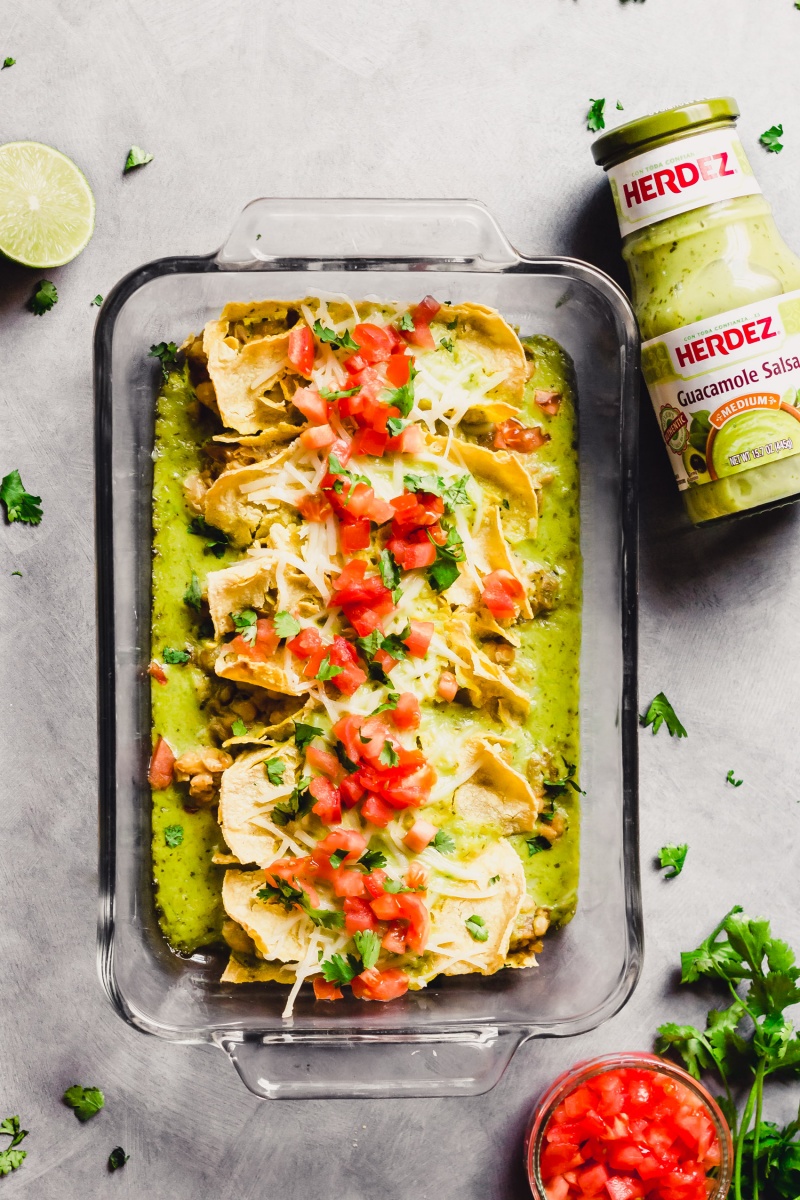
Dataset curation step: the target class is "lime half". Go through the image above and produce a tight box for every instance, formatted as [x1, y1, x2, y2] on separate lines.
[0, 141, 95, 268]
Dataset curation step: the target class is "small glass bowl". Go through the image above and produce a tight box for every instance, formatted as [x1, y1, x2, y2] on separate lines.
[524, 1052, 733, 1199]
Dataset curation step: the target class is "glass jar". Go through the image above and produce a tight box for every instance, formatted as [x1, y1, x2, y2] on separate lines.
[525, 1052, 733, 1199]
[593, 98, 800, 526]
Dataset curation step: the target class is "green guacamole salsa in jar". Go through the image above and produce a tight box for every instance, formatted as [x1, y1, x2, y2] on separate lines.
[593, 98, 800, 525]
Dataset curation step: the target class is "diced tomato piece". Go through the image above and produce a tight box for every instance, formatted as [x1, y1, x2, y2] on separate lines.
[493, 417, 549, 452]
[365, 495, 394, 524]
[564, 1087, 596, 1120]
[305, 745, 341, 779]
[331, 558, 367, 592]
[481, 569, 525, 620]
[316, 829, 368, 861]
[332, 867, 367, 898]
[297, 492, 333, 523]
[403, 819, 438, 853]
[342, 353, 367, 373]
[288, 325, 315, 377]
[361, 794, 395, 827]
[147, 660, 168, 686]
[373, 647, 398, 674]
[540, 1144, 586, 1180]
[405, 862, 428, 891]
[352, 323, 394, 363]
[401, 318, 436, 350]
[287, 626, 323, 659]
[327, 435, 353, 467]
[412, 296, 441, 324]
[404, 620, 433, 658]
[535, 388, 562, 416]
[233, 617, 279, 661]
[387, 536, 437, 570]
[385, 352, 411, 386]
[309, 776, 342, 825]
[577, 1162, 609, 1194]
[292, 385, 328, 424]
[363, 869, 387, 898]
[343, 896, 379, 933]
[395, 892, 429, 952]
[370, 893, 402, 920]
[544, 1177, 570, 1200]
[300, 422, 336, 451]
[352, 427, 388, 458]
[391, 692, 420, 730]
[382, 921, 408, 954]
[329, 635, 358, 667]
[340, 519, 371, 555]
[332, 662, 368, 696]
[397, 423, 424, 454]
[351, 966, 409, 1002]
[604, 1177, 644, 1200]
[313, 978, 343, 1001]
[343, 482, 375, 518]
[340, 604, 380, 638]
[437, 670, 459, 701]
[148, 736, 175, 789]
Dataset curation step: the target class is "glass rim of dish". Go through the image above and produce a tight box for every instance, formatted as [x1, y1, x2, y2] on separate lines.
[524, 1051, 734, 1200]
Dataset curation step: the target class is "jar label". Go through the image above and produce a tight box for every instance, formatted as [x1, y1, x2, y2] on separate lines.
[642, 289, 800, 490]
[608, 128, 761, 237]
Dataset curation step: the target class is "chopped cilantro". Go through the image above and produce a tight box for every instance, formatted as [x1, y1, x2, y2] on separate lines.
[92, 294, 103, 306]
[258, 878, 305, 910]
[164, 824, 183, 847]
[334, 741, 358, 773]
[379, 548, 401, 591]
[432, 829, 456, 854]
[1, 469, 42, 525]
[162, 646, 190, 664]
[188, 515, 229, 558]
[2, 57, 15, 68]
[488, 875, 500, 885]
[372, 692, 400, 715]
[265, 758, 285, 786]
[426, 525, 465, 593]
[379, 740, 399, 767]
[271, 778, 313, 826]
[316, 653, 343, 681]
[526, 834, 552, 856]
[356, 630, 382, 658]
[183, 572, 202, 611]
[0, 1116, 27, 1147]
[358, 848, 388, 872]
[382, 877, 411, 894]
[329, 848, 348, 869]
[10, 570, 21, 577]
[398, 311, 415, 331]
[760, 124, 784, 154]
[108, 1147, 129, 1171]
[312, 320, 359, 351]
[29, 279, 57, 315]
[273, 610, 301, 639]
[353, 929, 381, 969]
[63, 1085, 104, 1122]
[231, 608, 258, 646]
[149, 340, 178, 380]
[294, 722, 322, 750]
[319, 385, 361, 400]
[440, 336, 454, 352]
[543, 762, 584, 795]
[124, 145, 154, 172]
[386, 417, 406, 438]
[616, 101, 624, 111]
[658, 844, 688, 879]
[0, 1115, 27, 1177]
[230, 717, 248, 737]
[640, 692, 687, 738]
[726, 769, 743, 788]
[320, 952, 360, 985]
[385, 365, 417, 417]
[587, 98, 606, 133]
[306, 905, 346, 930]
[466, 914, 489, 942]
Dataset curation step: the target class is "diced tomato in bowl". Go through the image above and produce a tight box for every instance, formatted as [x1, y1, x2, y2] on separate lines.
[525, 1056, 732, 1200]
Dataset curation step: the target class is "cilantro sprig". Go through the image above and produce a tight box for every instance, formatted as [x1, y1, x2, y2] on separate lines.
[658, 843, 688, 879]
[148, 340, 177, 379]
[640, 691, 687, 738]
[29, 279, 57, 315]
[1, 469, 42, 525]
[294, 721, 322, 750]
[426, 524, 465, 593]
[273, 610, 301, 639]
[271, 777, 313, 826]
[760, 124, 784, 154]
[312, 320, 359, 351]
[63, 1085, 104, 1122]
[587, 98, 606, 133]
[124, 145, 153, 172]
[466, 914, 489, 942]
[188, 516, 229, 558]
[231, 608, 258, 646]
[0, 1116, 27, 1177]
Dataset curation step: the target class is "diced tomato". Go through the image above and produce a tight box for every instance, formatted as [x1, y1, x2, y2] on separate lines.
[564, 1088, 595, 1120]
[493, 417, 550, 452]
[535, 388, 562, 416]
[306, 745, 341, 779]
[604, 1178, 644, 1200]
[403, 819, 438, 853]
[287, 626, 323, 659]
[288, 325, 315, 377]
[332, 867, 367, 898]
[342, 353, 367, 374]
[343, 896, 379, 933]
[395, 892, 429, 952]
[382, 921, 408, 954]
[332, 662, 368, 696]
[363, 869, 387, 897]
[292, 385, 328, 424]
[544, 1177, 571, 1200]
[340, 519, 371, 555]
[373, 647, 398, 674]
[385, 352, 411, 386]
[387, 535, 437, 570]
[309, 776, 342, 825]
[351, 966, 409, 1002]
[300, 422, 336, 451]
[331, 558, 367, 592]
[147, 660, 168, 685]
[327, 435, 353, 467]
[313, 978, 343, 1001]
[366, 495, 394, 524]
[231, 617, 279, 662]
[352, 323, 394, 363]
[412, 296, 441, 324]
[540, 1144, 586, 1180]
[391, 692, 420, 730]
[397, 423, 424, 454]
[437, 670, 459, 701]
[339, 776, 365, 809]
[403, 620, 433, 658]
[352, 427, 388, 458]
[401, 319, 436, 351]
[148, 736, 175, 789]
[405, 862, 428, 891]
[370, 893, 402, 920]
[481, 569, 525, 620]
[297, 492, 333, 523]
[316, 829, 368, 861]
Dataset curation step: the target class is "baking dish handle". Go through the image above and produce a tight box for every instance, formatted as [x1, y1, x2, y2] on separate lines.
[215, 198, 518, 268]
[216, 1027, 525, 1099]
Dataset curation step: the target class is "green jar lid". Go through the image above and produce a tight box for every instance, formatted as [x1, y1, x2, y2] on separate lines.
[591, 97, 740, 167]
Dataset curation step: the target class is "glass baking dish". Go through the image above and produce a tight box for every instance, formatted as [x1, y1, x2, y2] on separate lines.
[95, 198, 641, 1099]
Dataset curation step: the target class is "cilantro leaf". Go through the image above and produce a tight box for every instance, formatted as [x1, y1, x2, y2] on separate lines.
[29, 279, 57, 315]
[124, 145, 154, 172]
[231, 609, 258, 646]
[294, 722, 322, 750]
[0, 1117, 26, 1147]
[265, 758, 285, 786]
[543, 762, 585, 795]
[658, 844, 688, 879]
[1, 469, 42, 524]
[0, 1149, 25, 1176]
[312, 320, 359, 351]
[108, 1147, 129, 1171]
[319, 385, 361, 400]
[640, 691, 687, 738]
[379, 548, 401, 591]
[385, 369, 416, 418]
[258, 878, 304, 909]
[334, 741, 358, 773]
[466, 914, 489, 942]
[358, 848, 388, 872]
[587, 98, 606, 133]
[382, 877, 411, 894]
[302, 902, 345, 929]
[444, 475, 471, 509]
[379, 740, 399, 767]
[726, 769, 743, 787]
[188, 516, 229, 558]
[356, 630, 382, 658]
[164, 824, 183, 847]
[271, 777, 313, 825]
[230, 717, 248, 737]
[386, 417, 406, 438]
[320, 952, 360, 985]
[372, 692, 400, 715]
[432, 829, 456, 854]
[526, 834, 552, 856]
[148, 340, 177, 381]
[183, 572, 202, 611]
[63, 1085, 104, 1122]
[616, 100, 624, 111]
[329, 848, 348, 868]
[163, 646, 190, 664]
[489, 874, 500, 885]
[439, 336, 454, 353]
[655, 1022, 717, 1080]
[426, 525, 465, 593]
[2, 57, 15, 68]
[273, 610, 301, 639]
[354, 929, 381, 970]
[316, 654, 343, 681]
[92, 294, 103, 307]
[398, 311, 415, 331]
[760, 124, 784, 154]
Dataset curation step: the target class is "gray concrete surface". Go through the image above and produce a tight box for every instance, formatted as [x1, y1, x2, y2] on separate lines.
[2, 0, 800, 1196]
